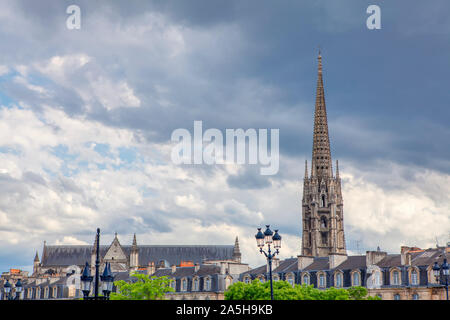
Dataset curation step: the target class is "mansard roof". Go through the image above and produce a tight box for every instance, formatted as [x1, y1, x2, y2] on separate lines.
[273, 258, 298, 273]
[334, 255, 366, 270]
[152, 264, 221, 278]
[41, 244, 234, 267]
[303, 257, 329, 271]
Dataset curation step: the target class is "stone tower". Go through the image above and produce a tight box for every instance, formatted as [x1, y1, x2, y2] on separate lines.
[130, 233, 139, 270]
[232, 236, 242, 263]
[301, 52, 346, 257]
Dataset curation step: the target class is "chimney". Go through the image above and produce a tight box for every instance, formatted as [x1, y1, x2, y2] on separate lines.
[171, 265, 176, 273]
[267, 258, 280, 273]
[400, 247, 412, 266]
[297, 255, 314, 270]
[329, 253, 347, 269]
[366, 249, 387, 266]
[194, 263, 200, 273]
[147, 262, 155, 275]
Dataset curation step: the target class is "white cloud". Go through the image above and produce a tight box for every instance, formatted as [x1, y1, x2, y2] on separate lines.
[0, 65, 8, 76]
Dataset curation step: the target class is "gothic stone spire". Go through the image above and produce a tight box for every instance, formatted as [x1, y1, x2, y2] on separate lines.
[301, 51, 346, 258]
[311, 51, 333, 179]
[232, 236, 242, 262]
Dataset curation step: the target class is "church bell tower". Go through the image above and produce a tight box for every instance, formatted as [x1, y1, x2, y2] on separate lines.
[301, 52, 347, 257]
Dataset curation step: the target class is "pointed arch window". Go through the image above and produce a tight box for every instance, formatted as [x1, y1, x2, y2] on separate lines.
[320, 216, 327, 228]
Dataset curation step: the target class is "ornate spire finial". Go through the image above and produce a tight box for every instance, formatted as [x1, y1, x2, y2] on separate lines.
[34, 251, 40, 262]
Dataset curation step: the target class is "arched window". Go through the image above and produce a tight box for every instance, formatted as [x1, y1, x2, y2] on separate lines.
[273, 274, 279, 281]
[394, 293, 401, 300]
[204, 277, 211, 291]
[170, 278, 176, 290]
[392, 270, 400, 285]
[258, 276, 265, 283]
[412, 293, 419, 300]
[321, 194, 326, 207]
[286, 273, 295, 287]
[318, 273, 326, 288]
[181, 278, 187, 291]
[244, 276, 251, 284]
[320, 216, 327, 228]
[335, 273, 343, 288]
[302, 274, 310, 285]
[225, 277, 232, 290]
[193, 277, 199, 291]
[352, 272, 360, 286]
[374, 271, 381, 286]
[411, 269, 418, 285]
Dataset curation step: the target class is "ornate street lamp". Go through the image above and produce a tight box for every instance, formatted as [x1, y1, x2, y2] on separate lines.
[3, 279, 11, 300]
[100, 262, 114, 298]
[255, 225, 282, 300]
[81, 262, 93, 299]
[433, 258, 449, 300]
[80, 228, 114, 300]
[15, 279, 23, 300]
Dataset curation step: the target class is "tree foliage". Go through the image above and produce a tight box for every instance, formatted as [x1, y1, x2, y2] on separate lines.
[224, 279, 381, 300]
[110, 273, 174, 300]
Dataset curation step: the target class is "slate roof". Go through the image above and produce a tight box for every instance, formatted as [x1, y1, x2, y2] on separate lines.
[152, 264, 221, 278]
[241, 264, 267, 277]
[273, 258, 298, 273]
[41, 245, 234, 267]
[334, 255, 366, 270]
[376, 254, 401, 268]
[411, 249, 447, 267]
[303, 257, 329, 271]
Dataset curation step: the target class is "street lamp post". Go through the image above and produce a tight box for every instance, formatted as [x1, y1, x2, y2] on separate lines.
[433, 258, 449, 300]
[15, 279, 22, 300]
[80, 228, 114, 300]
[3, 279, 12, 300]
[255, 225, 281, 300]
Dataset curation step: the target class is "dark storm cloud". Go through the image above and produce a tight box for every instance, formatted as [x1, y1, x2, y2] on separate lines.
[2, 0, 447, 179]
[227, 165, 272, 190]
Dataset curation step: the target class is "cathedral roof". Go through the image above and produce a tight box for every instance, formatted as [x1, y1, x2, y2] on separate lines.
[40, 244, 234, 267]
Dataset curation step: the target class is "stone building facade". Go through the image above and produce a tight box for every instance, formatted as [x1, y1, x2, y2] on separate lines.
[240, 245, 449, 300]
[0, 234, 244, 300]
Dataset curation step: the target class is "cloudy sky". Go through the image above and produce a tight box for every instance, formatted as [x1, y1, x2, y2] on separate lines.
[0, 0, 449, 273]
